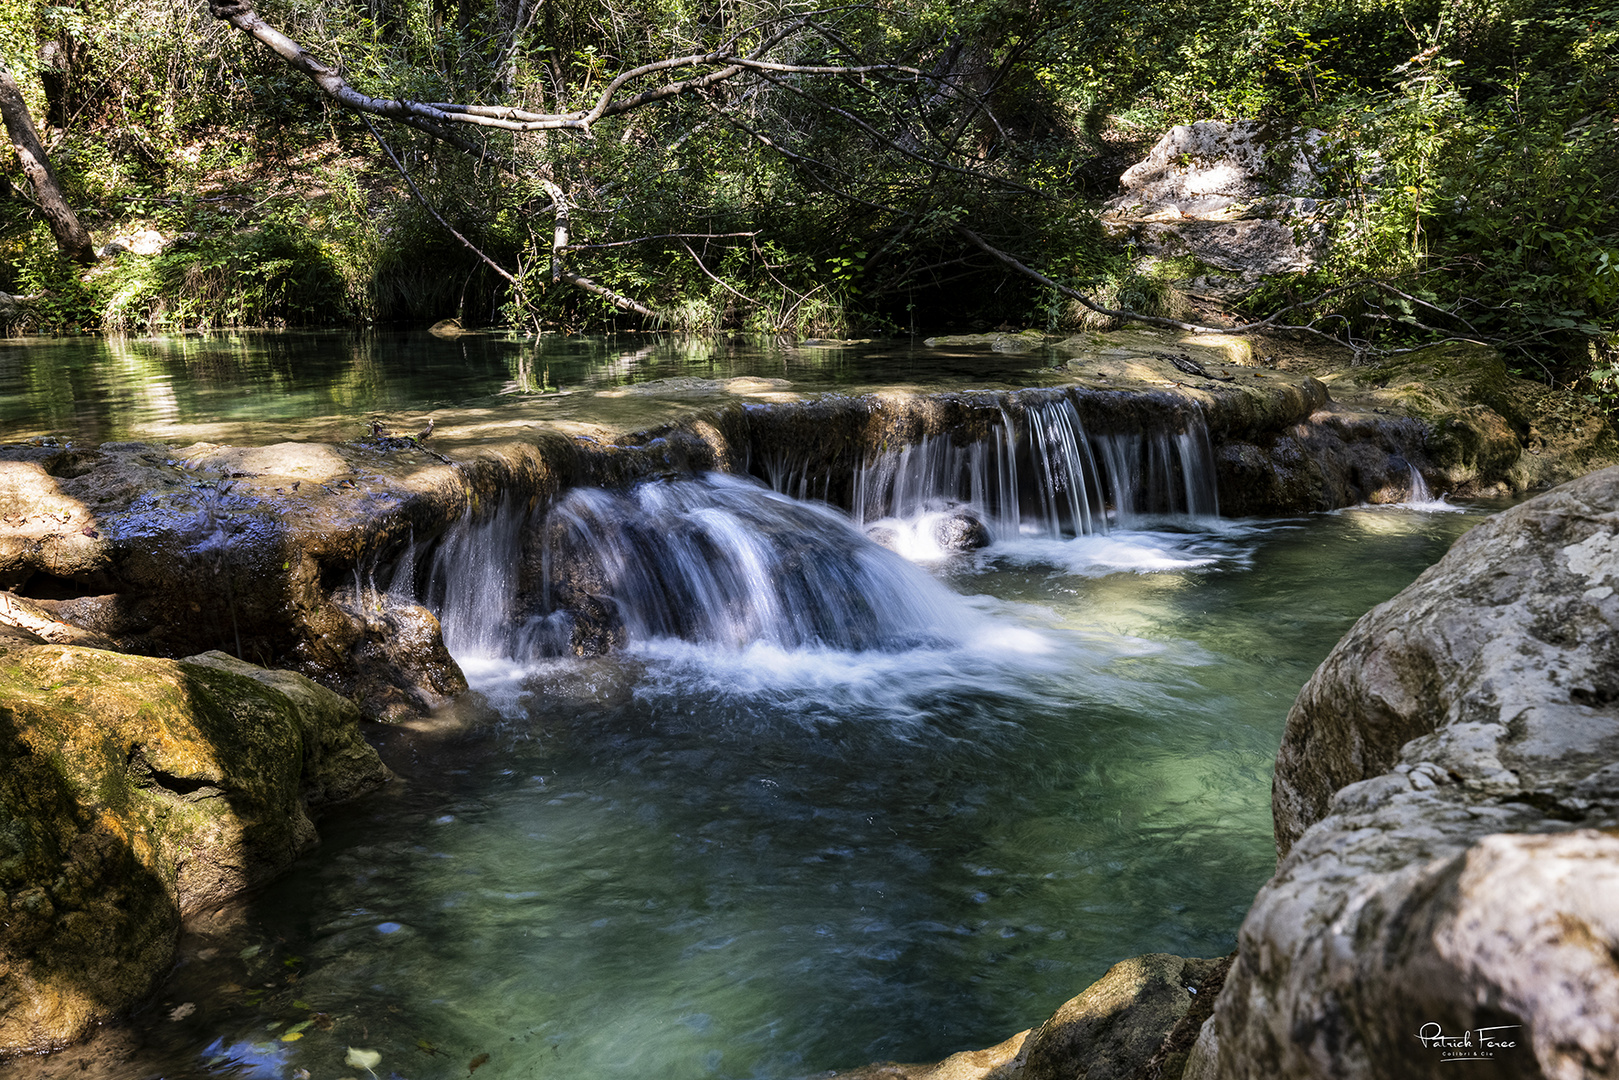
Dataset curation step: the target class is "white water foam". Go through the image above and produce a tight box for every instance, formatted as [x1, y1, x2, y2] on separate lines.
[1401, 464, 1465, 511]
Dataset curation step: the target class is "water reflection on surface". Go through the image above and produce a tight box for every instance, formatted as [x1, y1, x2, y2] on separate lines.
[0, 331, 1073, 446]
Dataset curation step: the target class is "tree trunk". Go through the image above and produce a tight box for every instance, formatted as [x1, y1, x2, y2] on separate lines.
[0, 59, 95, 265]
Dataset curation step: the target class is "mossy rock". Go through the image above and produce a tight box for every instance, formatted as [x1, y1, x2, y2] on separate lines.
[824, 952, 1226, 1080]
[0, 645, 390, 1055]
[1331, 341, 1619, 494]
[922, 330, 1051, 353]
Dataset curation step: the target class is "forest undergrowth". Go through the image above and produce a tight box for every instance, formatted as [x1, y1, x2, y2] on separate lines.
[0, 0, 1611, 391]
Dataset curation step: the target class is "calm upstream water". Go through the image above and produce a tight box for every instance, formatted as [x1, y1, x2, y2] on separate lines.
[0, 330, 1069, 446]
[3, 333, 1496, 1080]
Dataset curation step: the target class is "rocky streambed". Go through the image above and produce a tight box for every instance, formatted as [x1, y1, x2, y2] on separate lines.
[1, 328, 1616, 1075]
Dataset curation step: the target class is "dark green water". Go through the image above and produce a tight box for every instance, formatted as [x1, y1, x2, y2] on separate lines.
[0, 333, 1494, 1080]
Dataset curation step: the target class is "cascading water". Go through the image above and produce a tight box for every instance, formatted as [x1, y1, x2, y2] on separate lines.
[421, 498, 530, 660]
[1409, 465, 1431, 502]
[422, 473, 989, 666]
[790, 396, 1220, 549]
[417, 401, 1229, 670]
[1396, 462, 1463, 512]
[1092, 418, 1221, 524]
[542, 475, 967, 651]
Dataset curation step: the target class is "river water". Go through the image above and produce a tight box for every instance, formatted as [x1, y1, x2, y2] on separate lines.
[3, 333, 1494, 1080]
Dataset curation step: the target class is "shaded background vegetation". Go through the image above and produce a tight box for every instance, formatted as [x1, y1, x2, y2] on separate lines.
[0, 0, 1612, 379]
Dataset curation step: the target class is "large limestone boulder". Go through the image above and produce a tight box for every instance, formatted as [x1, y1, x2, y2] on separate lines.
[0, 641, 390, 1055]
[1192, 467, 1619, 1079]
[1102, 120, 1334, 290]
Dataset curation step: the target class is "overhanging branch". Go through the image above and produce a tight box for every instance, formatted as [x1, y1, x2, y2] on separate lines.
[207, 0, 918, 134]
[536, 179, 660, 319]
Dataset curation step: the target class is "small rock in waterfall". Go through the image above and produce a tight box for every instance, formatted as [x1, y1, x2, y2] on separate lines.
[934, 512, 991, 551]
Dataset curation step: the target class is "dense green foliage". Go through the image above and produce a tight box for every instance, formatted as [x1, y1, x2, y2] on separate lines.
[0, 0, 1611, 375]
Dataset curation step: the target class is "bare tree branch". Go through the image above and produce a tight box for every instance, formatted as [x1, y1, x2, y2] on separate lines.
[363, 116, 517, 286]
[535, 178, 660, 319]
[0, 59, 94, 264]
[756, 71, 1042, 195]
[204, 0, 936, 321]
[209, 1, 917, 134]
[565, 231, 761, 251]
[959, 225, 1379, 338]
[681, 240, 763, 306]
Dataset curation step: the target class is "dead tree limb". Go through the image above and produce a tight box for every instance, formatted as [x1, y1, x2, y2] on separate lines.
[534, 179, 659, 319]
[0, 59, 95, 265]
[363, 117, 519, 287]
[204, 0, 926, 320]
[959, 225, 1390, 345]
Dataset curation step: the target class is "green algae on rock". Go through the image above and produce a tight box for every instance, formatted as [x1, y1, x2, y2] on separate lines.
[1320, 341, 1619, 497]
[0, 644, 390, 1056]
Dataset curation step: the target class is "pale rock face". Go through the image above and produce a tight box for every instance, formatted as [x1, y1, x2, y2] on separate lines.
[1109, 120, 1326, 219]
[1103, 120, 1334, 283]
[1191, 466, 1619, 1079]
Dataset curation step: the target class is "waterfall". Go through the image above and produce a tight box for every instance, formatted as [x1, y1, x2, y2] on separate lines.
[1092, 416, 1220, 526]
[418, 397, 1223, 664]
[787, 396, 1219, 541]
[1409, 464, 1432, 504]
[425, 474, 973, 662]
[421, 499, 530, 661]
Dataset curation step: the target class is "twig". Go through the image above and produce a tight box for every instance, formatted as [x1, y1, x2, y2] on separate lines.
[756, 72, 1042, 195]
[535, 178, 659, 319]
[362, 116, 516, 285]
[681, 240, 762, 305]
[959, 225, 1417, 346]
[564, 231, 759, 251]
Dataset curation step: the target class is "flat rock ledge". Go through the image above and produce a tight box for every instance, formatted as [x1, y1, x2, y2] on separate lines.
[0, 639, 390, 1056]
[1187, 466, 1619, 1079]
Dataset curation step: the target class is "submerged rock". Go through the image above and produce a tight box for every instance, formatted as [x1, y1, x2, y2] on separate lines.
[825, 953, 1228, 1080]
[1192, 466, 1619, 1079]
[922, 331, 1050, 352]
[0, 643, 389, 1055]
